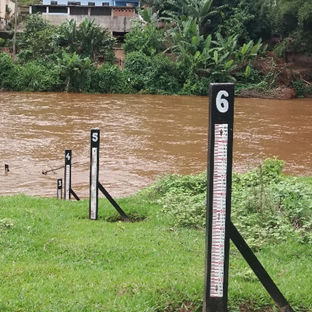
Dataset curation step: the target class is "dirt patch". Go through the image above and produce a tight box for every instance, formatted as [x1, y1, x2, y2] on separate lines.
[161, 302, 198, 312]
[238, 86, 296, 99]
[114, 46, 125, 69]
[239, 302, 275, 312]
[76, 213, 146, 222]
[255, 52, 312, 85]
[105, 213, 146, 223]
[160, 301, 282, 312]
[241, 51, 312, 99]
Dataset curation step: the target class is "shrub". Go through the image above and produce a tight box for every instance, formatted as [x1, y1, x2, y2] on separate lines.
[96, 63, 131, 94]
[0, 52, 19, 90]
[293, 80, 305, 97]
[124, 52, 180, 94]
[180, 75, 211, 96]
[144, 55, 180, 94]
[304, 84, 312, 96]
[18, 27, 60, 63]
[151, 158, 312, 249]
[17, 14, 59, 62]
[16, 61, 62, 92]
[124, 51, 152, 91]
[123, 23, 165, 56]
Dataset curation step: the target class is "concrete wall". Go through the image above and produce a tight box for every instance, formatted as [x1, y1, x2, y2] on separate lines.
[43, 0, 113, 5]
[0, 0, 15, 30]
[40, 8, 136, 32]
[42, 0, 139, 6]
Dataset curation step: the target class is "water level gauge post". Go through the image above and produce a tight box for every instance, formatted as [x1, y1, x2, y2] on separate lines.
[64, 150, 72, 200]
[89, 128, 100, 220]
[57, 178, 62, 199]
[203, 83, 234, 312]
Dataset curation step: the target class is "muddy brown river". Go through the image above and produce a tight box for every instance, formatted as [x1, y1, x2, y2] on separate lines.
[0, 92, 311, 198]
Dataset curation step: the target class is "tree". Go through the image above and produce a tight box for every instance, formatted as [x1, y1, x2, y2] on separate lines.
[123, 22, 165, 56]
[271, 0, 312, 54]
[12, 0, 18, 59]
[17, 14, 59, 62]
[162, 0, 225, 36]
[57, 52, 96, 92]
[59, 19, 116, 62]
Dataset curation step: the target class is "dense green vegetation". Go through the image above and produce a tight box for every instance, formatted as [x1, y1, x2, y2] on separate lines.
[1, 0, 312, 95]
[141, 0, 312, 55]
[0, 159, 312, 311]
[153, 158, 312, 250]
[0, 16, 119, 93]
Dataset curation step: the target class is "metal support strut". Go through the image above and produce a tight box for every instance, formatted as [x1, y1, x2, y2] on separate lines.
[98, 182, 129, 221]
[229, 222, 294, 312]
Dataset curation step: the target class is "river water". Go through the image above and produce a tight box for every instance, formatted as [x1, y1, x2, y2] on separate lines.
[0, 92, 311, 198]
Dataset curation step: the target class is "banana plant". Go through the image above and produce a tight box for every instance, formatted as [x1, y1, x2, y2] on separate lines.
[162, 0, 226, 36]
[57, 52, 95, 92]
[58, 19, 78, 52]
[59, 19, 115, 62]
[235, 38, 263, 64]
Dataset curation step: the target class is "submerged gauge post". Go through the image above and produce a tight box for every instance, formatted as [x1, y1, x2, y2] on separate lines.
[203, 83, 234, 312]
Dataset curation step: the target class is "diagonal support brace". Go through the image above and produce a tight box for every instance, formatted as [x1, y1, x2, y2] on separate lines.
[98, 182, 129, 221]
[229, 222, 294, 312]
[70, 188, 80, 201]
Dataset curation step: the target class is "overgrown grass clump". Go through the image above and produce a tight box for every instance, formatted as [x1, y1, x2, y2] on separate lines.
[0, 159, 312, 311]
[153, 158, 312, 250]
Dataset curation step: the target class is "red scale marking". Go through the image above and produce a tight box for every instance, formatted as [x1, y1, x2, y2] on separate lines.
[210, 124, 228, 298]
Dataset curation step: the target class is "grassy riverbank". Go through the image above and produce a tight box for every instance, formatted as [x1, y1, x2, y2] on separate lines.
[1, 162, 312, 311]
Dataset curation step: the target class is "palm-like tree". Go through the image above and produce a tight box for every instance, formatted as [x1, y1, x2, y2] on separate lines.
[59, 19, 115, 62]
[163, 0, 226, 36]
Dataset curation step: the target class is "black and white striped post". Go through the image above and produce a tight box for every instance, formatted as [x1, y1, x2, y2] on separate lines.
[89, 128, 100, 220]
[64, 149, 72, 200]
[203, 83, 234, 312]
[88, 128, 129, 221]
[203, 84, 293, 312]
[57, 178, 62, 199]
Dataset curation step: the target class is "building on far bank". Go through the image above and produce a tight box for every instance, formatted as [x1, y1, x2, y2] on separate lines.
[42, 0, 139, 6]
[0, 0, 15, 30]
[30, 0, 139, 34]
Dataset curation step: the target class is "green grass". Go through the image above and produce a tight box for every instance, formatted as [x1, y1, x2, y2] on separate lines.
[0, 193, 311, 312]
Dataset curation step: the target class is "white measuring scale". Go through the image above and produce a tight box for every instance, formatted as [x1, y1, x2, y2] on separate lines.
[210, 123, 228, 297]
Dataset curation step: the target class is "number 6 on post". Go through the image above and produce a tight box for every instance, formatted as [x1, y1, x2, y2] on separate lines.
[203, 83, 234, 312]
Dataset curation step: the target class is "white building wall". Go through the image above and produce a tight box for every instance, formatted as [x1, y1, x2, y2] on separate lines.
[42, 0, 139, 6]
[0, 0, 15, 30]
[42, 0, 114, 5]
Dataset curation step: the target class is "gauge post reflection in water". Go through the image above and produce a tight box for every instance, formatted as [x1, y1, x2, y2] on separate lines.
[204, 83, 234, 312]
[64, 150, 72, 200]
[89, 128, 100, 220]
